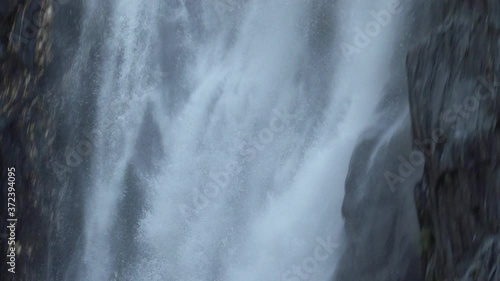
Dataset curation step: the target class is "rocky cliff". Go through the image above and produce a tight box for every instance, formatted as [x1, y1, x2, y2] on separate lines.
[1, 0, 55, 279]
[407, 0, 500, 280]
[337, 1, 500, 281]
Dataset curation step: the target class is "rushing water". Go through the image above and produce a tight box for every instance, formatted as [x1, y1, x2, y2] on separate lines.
[65, 0, 405, 280]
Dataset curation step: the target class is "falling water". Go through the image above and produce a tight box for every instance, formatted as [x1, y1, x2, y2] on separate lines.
[68, 0, 405, 280]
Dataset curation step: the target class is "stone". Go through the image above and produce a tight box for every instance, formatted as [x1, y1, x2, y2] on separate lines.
[0, 0, 18, 17]
[406, 1, 500, 280]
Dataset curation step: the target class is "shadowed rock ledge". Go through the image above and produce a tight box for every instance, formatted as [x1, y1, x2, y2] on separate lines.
[407, 0, 500, 280]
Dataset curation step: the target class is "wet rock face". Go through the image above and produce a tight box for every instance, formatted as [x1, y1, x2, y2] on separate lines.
[335, 119, 422, 281]
[0, 0, 18, 17]
[0, 42, 6, 61]
[0, 0, 55, 280]
[407, 1, 500, 280]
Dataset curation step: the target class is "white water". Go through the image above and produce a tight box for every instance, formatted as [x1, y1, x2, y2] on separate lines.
[75, 0, 403, 280]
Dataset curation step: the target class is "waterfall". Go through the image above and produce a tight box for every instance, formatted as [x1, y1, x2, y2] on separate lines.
[67, 0, 406, 280]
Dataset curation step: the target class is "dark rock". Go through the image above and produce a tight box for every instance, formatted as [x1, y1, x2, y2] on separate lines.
[10, 0, 52, 72]
[0, 41, 6, 61]
[407, 1, 500, 280]
[0, 0, 55, 280]
[335, 120, 422, 281]
[0, 0, 18, 17]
